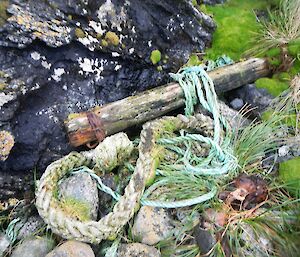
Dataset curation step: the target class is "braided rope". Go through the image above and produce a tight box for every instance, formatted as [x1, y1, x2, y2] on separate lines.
[35, 115, 213, 243]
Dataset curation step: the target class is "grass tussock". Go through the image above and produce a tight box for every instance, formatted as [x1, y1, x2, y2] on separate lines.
[249, 0, 300, 56]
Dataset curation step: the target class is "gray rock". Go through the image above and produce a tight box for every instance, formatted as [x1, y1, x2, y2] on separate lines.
[0, 233, 10, 257]
[132, 206, 174, 245]
[118, 243, 161, 257]
[194, 225, 216, 255]
[232, 84, 274, 116]
[0, 0, 216, 199]
[16, 216, 45, 240]
[59, 172, 99, 220]
[10, 237, 55, 257]
[230, 98, 244, 110]
[46, 240, 95, 257]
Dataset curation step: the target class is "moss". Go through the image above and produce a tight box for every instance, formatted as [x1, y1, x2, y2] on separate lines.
[288, 39, 300, 58]
[186, 54, 202, 67]
[0, 0, 9, 27]
[104, 31, 119, 46]
[204, 0, 278, 61]
[150, 49, 161, 65]
[101, 39, 108, 47]
[255, 77, 289, 97]
[60, 197, 91, 221]
[0, 82, 6, 90]
[279, 157, 300, 197]
[157, 65, 163, 72]
[75, 28, 85, 38]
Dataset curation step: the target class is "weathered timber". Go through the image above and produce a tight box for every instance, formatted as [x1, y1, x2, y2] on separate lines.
[65, 58, 271, 147]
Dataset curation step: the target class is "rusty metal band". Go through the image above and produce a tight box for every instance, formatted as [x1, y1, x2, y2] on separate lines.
[86, 111, 106, 144]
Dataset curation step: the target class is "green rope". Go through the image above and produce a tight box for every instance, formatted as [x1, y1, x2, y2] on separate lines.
[5, 218, 21, 244]
[141, 62, 238, 208]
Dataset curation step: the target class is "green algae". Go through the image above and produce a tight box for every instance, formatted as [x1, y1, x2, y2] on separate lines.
[279, 157, 300, 197]
[203, 0, 279, 61]
[150, 49, 161, 65]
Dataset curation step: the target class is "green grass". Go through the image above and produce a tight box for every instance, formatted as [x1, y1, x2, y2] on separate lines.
[203, 0, 279, 61]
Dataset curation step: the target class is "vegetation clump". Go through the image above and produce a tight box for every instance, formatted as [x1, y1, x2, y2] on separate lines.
[75, 28, 86, 38]
[150, 49, 161, 65]
[60, 197, 91, 221]
[104, 31, 120, 46]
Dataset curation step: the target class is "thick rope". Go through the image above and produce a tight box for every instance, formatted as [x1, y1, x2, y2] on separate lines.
[35, 115, 214, 243]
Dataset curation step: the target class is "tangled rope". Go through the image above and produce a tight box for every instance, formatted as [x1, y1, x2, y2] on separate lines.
[35, 57, 237, 242]
[35, 114, 214, 243]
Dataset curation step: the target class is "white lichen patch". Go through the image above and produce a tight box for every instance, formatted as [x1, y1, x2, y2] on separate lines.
[112, 52, 120, 57]
[129, 48, 134, 54]
[0, 93, 15, 109]
[78, 35, 99, 51]
[51, 68, 65, 82]
[115, 64, 122, 71]
[97, 0, 127, 32]
[30, 51, 41, 61]
[78, 57, 103, 81]
[89, 20, 105, 35]
[41, 60, 52, 69]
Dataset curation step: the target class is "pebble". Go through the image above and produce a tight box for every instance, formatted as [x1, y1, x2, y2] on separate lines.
[117, 243, 161, 257]
[46, 240, 95, 257]
[230, 98, 244, 110]
[10, 237, 55, 257]
[132, 206, 174, 245]
[59, 172, 99, 220]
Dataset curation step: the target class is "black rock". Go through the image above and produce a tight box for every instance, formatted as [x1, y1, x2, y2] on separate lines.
[0, 0, 216, 198]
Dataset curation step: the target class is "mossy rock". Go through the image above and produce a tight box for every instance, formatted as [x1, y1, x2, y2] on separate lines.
[150, 49, 161, 65]
[279, 157, 300, 197]
[255, 77, 289, 97]
[104, 31, 120, 46]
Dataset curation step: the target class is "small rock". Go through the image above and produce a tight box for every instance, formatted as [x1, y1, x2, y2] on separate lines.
[194, 225, 216, 254]
[233, 84, 273, 116]
[16, 215, 45, 240]
[0, 233, 10, 257]
[117, 243, 161, 257]
[11, 237, 55, 257]
[59, 172, 99, 220]
[230, 98, 244, 110]
[132, 206, 174, 245]
[46, 240, 95, 257]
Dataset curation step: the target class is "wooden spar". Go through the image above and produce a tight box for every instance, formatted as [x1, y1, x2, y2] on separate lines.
[65, 58, 271, 147]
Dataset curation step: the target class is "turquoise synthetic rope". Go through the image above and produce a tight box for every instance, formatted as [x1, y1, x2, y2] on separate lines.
[140, 58, 238, 208]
